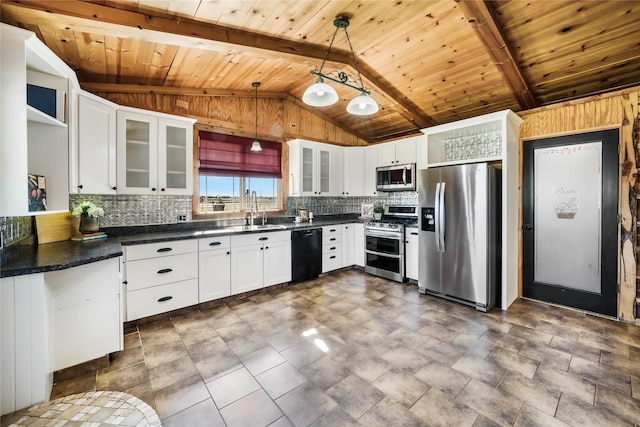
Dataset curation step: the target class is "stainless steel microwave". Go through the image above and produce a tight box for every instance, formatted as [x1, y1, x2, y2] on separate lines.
[376, 163, 416, 191]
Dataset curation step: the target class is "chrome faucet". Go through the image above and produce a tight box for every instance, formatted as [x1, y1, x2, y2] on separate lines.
[249, 190, 259, 225]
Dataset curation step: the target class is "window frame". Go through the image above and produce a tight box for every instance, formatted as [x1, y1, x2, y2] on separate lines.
[192, 126, 288, 219]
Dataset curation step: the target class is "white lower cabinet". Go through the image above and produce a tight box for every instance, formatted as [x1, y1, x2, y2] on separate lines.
[1, 274, 51, 415]
[322, 225, 343, 273]
[264, 239, 293, 286]
[231, 243, 264, 294]
[354, 223, 365, 267]
[1, 258, 122, 416]
[198, 236, 231, 302]
[343, 223, 355, 267]
[123, 240, 198, 321]
[406, 226, 419, 281]
[230, 231, 291, 294]
[47, 258, 122, 371]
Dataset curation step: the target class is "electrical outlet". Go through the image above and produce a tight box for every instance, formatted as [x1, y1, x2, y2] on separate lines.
[177, 214, 188, 222]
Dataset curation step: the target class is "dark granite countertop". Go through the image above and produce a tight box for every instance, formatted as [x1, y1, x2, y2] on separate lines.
[0, 239, 124, 278]
[1, 214, 366, 278]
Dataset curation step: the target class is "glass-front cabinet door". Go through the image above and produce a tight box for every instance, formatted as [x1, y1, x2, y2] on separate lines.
[158, 118, 192, 195]
[301, 146, 314, 195]
[117, 110, 158, 194]
[319, 149, 330, 193]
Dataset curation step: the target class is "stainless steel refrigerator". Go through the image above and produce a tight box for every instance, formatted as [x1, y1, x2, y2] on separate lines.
[418, 163, 501, 312]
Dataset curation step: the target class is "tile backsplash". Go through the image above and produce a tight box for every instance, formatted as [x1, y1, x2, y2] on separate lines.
[286, 192, 419, 216]
[0, 216, 33, 247]
[69, 194, 193, 227]
[0, 193, 419, 247]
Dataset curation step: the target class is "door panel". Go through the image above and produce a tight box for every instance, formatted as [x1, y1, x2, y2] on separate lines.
[522, 130, 618, 317]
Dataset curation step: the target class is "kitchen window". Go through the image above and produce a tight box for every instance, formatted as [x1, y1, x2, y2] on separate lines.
[199, 176, 279, 213]
[196, 131, 282, 215]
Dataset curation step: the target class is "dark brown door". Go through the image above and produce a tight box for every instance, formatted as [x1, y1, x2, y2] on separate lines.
[522, 130, 618, 317]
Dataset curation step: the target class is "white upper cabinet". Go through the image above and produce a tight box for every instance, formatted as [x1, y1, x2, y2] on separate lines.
[288, 139, 342, 196]
[76, 92, 117, 194]
[342, 147, 365, 196]
[422, 110, 521, 167]
[1, 24, 78, 216]
[117, 110, 158, 195]
[376, 137, 417, 167]
[116, 108, 195, 195]
[363, 145, 378, 196]
[158, 117, 194, 195]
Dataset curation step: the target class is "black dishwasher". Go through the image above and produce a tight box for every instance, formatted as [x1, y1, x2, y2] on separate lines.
[291, 228, 322, 283]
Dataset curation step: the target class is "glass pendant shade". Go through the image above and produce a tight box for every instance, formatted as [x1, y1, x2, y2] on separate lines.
[250, 139, 262, 152]
[346, 94, 379, 116]
[302, 81, 339, 107]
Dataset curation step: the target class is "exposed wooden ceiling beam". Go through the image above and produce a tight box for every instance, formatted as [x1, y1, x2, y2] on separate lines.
[456, 0, 538, 110]
[80, 82, 286, 98]
[3, 0, 436, 130]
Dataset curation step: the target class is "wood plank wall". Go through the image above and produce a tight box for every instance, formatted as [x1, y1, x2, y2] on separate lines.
[92, 92, 368, 147]
[518, 87, 640, 322]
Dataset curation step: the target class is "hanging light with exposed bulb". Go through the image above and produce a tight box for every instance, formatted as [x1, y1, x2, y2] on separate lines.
[250, 82, 262, 152]
[302, 16, 378, 116]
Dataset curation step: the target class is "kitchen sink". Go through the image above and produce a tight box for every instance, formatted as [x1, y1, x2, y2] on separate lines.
[228, 224, 288, 232]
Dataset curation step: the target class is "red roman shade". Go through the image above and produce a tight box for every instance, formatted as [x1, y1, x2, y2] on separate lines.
[199, 131, 282, 179]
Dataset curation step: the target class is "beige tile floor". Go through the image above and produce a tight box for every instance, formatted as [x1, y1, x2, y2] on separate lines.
[7, 269, 640, 426]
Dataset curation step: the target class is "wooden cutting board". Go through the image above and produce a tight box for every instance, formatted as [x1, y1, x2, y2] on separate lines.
[35, 212, 80, 244]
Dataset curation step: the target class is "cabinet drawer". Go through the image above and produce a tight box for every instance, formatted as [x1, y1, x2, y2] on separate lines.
[322, 225, 343, 238]
[231, 230, 291, 247]
[324, 233, 342, 245]
[124, 239, 197, 261]
[199, 235, 231, 252]
[322, 251, 343, 273]
[126, 279, 198, 321]
[322, 242, 342, 255]
[126, 252, 198, 291]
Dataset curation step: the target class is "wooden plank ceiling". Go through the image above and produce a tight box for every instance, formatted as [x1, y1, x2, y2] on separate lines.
[2, 0, 640, 144]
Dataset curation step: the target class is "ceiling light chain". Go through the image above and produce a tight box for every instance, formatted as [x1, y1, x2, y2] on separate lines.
[302, 16, 379, 116]
[342, 22, 367, 95]
[316, 23, 341, 78]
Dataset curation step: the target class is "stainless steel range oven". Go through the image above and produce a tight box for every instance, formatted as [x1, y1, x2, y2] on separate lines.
[364, 205, 418, 282]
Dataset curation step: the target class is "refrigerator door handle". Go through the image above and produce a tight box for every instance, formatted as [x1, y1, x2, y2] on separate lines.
[439, 182, 446, 252]
[434, 182, 442, 252]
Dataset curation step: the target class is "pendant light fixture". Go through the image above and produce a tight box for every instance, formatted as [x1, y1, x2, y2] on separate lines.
[250, 82, 262, 152]
[302, 16, 378, 116]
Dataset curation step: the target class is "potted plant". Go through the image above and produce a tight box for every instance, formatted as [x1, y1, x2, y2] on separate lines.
[373, 204, 383, 220]
[72, 201, 105, 233]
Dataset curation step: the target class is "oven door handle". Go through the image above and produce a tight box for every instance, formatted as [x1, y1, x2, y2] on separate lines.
[365, 249, 403, 259]
[364, 229, 403, 240]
